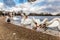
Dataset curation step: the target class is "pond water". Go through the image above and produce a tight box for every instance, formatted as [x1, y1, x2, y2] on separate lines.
[12, 16, 60, 31]
[13, 16, 60, 22]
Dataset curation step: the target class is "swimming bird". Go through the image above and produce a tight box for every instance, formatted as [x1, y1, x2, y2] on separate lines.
[46, 18, 60, 28]
[37, 18, 60, 31]
[12, 16, 19, 21]
[31, 17, 41, 30]
[21, 13, 32, 25]
[32, 17, 41, 26]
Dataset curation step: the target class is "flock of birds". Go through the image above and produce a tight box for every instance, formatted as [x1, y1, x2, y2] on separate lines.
[5, 13, 60, 31]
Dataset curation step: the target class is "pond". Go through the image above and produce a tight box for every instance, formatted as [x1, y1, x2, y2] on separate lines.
[12, 16, 60, 31]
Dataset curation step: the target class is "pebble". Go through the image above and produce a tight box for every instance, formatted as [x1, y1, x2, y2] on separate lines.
[13, 33, 16, 35]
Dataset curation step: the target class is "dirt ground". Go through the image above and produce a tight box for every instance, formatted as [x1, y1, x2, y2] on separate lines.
[0, 16, 60, 40]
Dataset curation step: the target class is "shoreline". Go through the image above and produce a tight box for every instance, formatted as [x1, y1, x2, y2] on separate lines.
[0, 16, 60, 40]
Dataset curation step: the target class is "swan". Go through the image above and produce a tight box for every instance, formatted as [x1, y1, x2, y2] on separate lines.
[58, 25, 60, 31]
[57, 19, 60, 30]
[21, 14, 34, 29]
[12, 17, 19, 21]
[47, 21, 59, 28]
[21, 14, 32, 25]
[30, 17, 41, 30]
[21, 18, 32, 25]
[36, 18, 60, 31]
[32, 17, 41, 25]
[42, 18, 60, 28]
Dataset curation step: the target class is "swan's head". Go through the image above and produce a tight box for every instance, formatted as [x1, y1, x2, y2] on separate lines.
[21, 13, 28, 18]
[44, 18, 48, 21]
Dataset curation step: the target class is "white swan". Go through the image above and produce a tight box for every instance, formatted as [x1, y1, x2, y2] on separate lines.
[21, 16, 33, 29]
[32, 17, 41, 26]
[58, 25, 60, 31]
[47, 21, 59, 28]
[21, 18, 32, 25]
[42, 18, 60, 28]
[12, 17, 19, 21]
[21, 16, 41, 29]
[57, 19, 60, 30]
[29, 17, 41, 30]
[21, 14, 32, 25]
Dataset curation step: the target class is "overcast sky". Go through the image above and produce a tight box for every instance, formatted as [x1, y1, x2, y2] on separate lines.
[0, 0, 60, 13]
[0, 0, 60, 7]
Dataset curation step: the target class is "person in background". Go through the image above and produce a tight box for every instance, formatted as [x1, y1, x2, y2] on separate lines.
[6, 12, 13, 23]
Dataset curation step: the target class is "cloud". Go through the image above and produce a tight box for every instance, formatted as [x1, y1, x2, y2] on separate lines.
[3, 0, 16, 7]
[47, 0, 55, 2]
[0, 2, 4, 10]
[28, 0, 60, 13]
[0, 0, 60, 14]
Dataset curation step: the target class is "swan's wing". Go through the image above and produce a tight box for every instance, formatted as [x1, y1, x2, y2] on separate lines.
[21, 18, 32, 25]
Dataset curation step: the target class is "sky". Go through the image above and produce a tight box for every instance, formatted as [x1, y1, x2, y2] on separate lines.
[0, 0, 60, 14]
[2, 0, 28, 7]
